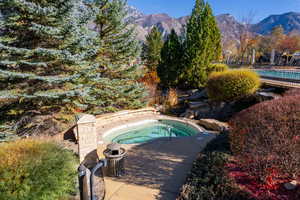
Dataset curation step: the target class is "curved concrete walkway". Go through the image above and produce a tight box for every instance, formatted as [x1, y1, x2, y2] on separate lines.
[98, 132, 215, 200]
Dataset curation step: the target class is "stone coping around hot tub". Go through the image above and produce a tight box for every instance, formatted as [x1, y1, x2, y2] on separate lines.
[95, 107, 159, 124]
[74, 108, 159, 141]
[96, 110, 205, 145]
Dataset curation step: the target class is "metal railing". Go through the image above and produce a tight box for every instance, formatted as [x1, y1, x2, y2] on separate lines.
[78, 160, 107, 200]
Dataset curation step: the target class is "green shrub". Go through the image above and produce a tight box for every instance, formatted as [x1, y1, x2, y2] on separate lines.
[207, 69, 260, 102]
[0, 140, 77, 200]
[178, 133, 253, 200]
[208, 63, 229, 73]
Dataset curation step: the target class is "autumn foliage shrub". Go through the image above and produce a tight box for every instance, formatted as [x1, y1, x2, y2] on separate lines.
[138, 70, 160, 86]
[229, 95, 300, 183]
[0, 140, 77, 200]
[139, 71, 161, 105]
[164, 88, 178, 107]
[207, 69, 260, 102]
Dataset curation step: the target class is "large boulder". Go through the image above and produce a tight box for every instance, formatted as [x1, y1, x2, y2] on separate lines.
[197, 119, 229, 132]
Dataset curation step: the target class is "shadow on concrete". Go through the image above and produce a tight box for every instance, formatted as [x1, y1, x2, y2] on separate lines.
[106, 133, 215, 200]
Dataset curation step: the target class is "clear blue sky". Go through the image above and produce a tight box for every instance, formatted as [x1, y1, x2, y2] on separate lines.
[127, 0, 300, 22]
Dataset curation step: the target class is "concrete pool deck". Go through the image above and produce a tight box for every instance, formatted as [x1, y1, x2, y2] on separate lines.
[97, 132, 216, 200]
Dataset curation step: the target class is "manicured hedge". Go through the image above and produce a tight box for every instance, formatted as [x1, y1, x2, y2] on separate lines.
[230, 95, 300, 183]
[207, 69, 260, 102]
[0, 140, 77, 200]
[178, 133, 253, 200]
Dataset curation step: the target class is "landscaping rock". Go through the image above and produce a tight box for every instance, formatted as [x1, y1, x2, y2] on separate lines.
[256, 92, 281, 101]
[188, 89, 208, 101]
[180, 109, 195, 119]
[194, 107, 211, 118]
[178, 89, 208, 103]
[187, 89, 199, 95]
[260, 87, 277, 93]
[284, 180, 298, 190]
[189, 101, 209, 109]
[197, 119, 229, 132]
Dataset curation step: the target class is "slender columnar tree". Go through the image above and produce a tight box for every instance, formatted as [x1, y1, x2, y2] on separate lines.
[183, 0, 222, 88]
[157, 29, 183, 87]
[142, 26, 164, 71]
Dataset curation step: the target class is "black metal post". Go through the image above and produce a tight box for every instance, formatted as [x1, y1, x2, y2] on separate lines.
[78, 164, 87, 200]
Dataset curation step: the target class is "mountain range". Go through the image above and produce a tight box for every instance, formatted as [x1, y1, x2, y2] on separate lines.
[126, 6, 300, 43]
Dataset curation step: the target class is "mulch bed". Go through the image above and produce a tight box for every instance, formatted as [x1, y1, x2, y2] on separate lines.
[226, 161, 300, 200]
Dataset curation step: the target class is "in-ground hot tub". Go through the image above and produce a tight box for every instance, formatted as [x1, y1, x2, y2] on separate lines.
[102, 119, 202, 144]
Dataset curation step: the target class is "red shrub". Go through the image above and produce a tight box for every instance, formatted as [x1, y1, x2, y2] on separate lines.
[229, 95, 300, 183]
[284, 89, 300, 97]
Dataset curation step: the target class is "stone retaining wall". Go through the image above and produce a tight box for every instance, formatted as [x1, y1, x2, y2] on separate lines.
[95, 107, 159, 124]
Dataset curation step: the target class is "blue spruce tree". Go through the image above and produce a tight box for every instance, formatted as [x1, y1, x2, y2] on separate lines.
[0, 0, 145, 136]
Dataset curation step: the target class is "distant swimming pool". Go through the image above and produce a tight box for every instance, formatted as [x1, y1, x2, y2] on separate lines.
[103, 120, 201, 144]
[255, 69, 300, 81]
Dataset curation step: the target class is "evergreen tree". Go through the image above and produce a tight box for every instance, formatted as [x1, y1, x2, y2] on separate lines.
[142, 26, 164, 71]
[92, 0, 146, 112]
[157, 29, 183, 87]
[94, 0, 140, 65]
[0, 0, 98, 117]
[182, 0, 222, 88]
[0, 0, 146, 135]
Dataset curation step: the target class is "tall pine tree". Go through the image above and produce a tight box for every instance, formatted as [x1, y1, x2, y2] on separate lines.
[92, 0, 146, 113]
[94, 0, 140, 65]
[182, 0, 222, 88]
[142, 26, 164, 71]
[157, 29, 183, 87]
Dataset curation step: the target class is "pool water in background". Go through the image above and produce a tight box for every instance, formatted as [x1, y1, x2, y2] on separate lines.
[103, 120, 200, 144]
[255, 69, 300, 81]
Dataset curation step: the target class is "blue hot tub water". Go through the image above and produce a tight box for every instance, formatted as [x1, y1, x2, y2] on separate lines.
[103, 120, 200, 144]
